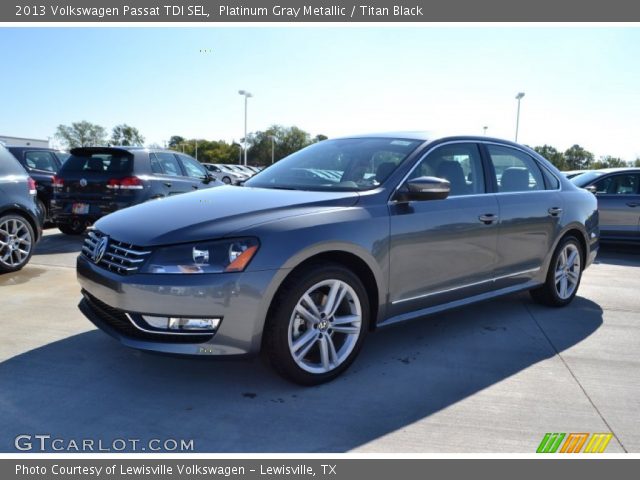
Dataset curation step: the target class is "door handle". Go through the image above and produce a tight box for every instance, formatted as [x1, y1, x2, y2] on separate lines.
[548, 207, 563, 216]
[478, 213, 498, 224]
[626, 202, 640, 207]
[163, 182, 172, 187]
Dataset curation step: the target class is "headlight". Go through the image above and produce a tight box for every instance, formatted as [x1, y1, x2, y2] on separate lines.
[141, 237, 259, 274]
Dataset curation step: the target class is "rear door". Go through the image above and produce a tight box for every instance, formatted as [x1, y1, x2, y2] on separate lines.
[484, 144, 563, 288]
[175, 154, 216, 190]
[591, 173, 640, 239]
[149, 152, 193, 195]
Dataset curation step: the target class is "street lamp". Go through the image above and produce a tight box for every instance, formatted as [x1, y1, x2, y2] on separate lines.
[270, 135, 276, 164]
[515, 92, 525, 142]
[483, 126, 488, 136]
[238, 90, 253, 166]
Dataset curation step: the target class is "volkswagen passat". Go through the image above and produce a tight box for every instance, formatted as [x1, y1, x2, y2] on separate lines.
[77, 133, 599, 385]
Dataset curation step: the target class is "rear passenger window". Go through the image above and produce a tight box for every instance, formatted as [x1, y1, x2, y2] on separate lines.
[487, 145, 545, 192]
[149, 153, 164, 174]
[154, 153, 182, 176]
[409, 143, 485, 196]
[177, 154, 207, 179]
[25, 151, 58, 172]
[593, 174, 639, 195]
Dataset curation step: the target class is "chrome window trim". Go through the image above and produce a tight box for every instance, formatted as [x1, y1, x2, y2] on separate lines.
[388, 139, 562, 203]
[391, 267, 541, 305]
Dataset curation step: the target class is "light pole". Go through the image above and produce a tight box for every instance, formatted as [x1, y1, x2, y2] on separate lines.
[270, 135, 276, 164]
[238, 90, 253, 166]
[194, 139, 198, 161]
[483, 126, 488, 136]
[515, 92, 525, 142]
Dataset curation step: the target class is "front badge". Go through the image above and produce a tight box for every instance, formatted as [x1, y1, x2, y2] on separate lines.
[93, 236, 109, 264]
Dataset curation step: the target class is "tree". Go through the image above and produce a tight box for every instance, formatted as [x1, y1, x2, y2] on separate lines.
[168, 135, 185, 149]
[634, 158, 640, 167]
[110, 124, 145, 146]
[245, 125, 320, 166]
[593, 156, 627, 169]
[564, 144, 594, 170]
[534, 145, 566, 170]
[55, 121, 107, 148]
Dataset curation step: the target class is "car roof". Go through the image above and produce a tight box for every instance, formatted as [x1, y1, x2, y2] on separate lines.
[69, 146, 178, 155]
[594, 167, 640, 173]
[5, 145, 65, 153]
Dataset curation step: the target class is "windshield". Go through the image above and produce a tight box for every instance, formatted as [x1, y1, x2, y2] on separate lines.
[245, 137, 422, 191]
[570, 171, 605, 187]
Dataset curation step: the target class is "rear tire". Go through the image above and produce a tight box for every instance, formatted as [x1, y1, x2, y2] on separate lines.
[0, 214, 35, 273]
[530, 235, 583, 307]
[222, 176, 231, 184]
[58, 221, 86, 236]
[263, 262, 369, 385]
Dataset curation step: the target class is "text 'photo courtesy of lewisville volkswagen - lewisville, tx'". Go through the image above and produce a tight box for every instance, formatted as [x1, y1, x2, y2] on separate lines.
[1, 3, 639, 468]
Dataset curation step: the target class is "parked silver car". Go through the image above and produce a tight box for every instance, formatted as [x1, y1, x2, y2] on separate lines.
[202, 163, 247, 185]
[77, 133, 599, 385]
[571, 168, 640, 241]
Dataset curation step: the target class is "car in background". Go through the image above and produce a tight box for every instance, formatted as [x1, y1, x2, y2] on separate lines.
[571, 168, 640, 242]
[0, 145, 43, 273]
[563, 169, 590, 179]
[52, 147, 222, 235]
[6, 146, 69, 225]
[246, 166, 262, 174]
[202, 163, 245, 185]
[223, 164, 252, 180]
[77, 133, 599, 385]
[233, 165, 257, 177]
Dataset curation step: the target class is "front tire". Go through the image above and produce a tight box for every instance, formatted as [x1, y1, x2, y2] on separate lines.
[264, 262, 370, 385]
[0, 214, 35, 273]
[222, 176, 231, 184]
[530, 236, 583, 307]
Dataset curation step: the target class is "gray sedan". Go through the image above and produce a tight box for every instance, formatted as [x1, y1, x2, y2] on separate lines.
[77, 133, 599, 385]
[571, 168, 640, 242]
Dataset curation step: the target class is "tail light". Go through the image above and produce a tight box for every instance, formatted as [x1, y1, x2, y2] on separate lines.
[52, 175, 64, 188]
[107, 177, 144, 190]
[27, 177, 37, 195]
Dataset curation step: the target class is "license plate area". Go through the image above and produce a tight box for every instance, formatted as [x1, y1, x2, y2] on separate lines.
[72, 203, 90, 215]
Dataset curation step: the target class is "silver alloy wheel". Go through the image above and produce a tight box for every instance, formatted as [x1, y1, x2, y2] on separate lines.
[554, 243, 581, 300]
[0, 217, 33, 269]
[288, 279, 363, 374]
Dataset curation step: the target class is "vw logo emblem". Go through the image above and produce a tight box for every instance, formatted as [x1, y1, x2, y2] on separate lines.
[93, 236, 109, 264]
[79, 178, 88, 187]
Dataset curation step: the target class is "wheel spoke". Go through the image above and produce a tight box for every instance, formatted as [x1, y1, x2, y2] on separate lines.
[319, 336, 330, 369]
[332, 314, 360, 326]
[554, 269, 564, 282]
[567, 269, 580, 283]
[301, 293, 322, 318]
[291, 329, 319, 358]
[560, 277, 568, 298]
[295, 304, 319, 325]
[325, 335, 339, 366]
[331, 325, 360, 335]
[323, 281, 346, 317]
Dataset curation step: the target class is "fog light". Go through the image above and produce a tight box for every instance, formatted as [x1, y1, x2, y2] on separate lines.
[141, 315, 169, 329]
[168, 317, 221, 331]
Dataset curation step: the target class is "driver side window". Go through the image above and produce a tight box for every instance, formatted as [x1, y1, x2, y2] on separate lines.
[410, 143, 485, 196]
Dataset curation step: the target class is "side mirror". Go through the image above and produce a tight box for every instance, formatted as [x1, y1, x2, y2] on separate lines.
[396, 176, 450, 202]
[585, 185, 597, 194]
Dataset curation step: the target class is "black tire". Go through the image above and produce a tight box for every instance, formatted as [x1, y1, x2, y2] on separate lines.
[530, 235, 583, 307]
[0, 214, 35, 274]
[263, 262, 370, 385]
[222, 176, 231, 184]
[58, 221, 86, 236]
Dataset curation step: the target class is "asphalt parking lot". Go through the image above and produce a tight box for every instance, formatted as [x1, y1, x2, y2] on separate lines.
[0, 230, 638, 453]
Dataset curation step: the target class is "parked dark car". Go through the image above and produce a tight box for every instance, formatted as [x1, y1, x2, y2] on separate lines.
[52, 147, 222, 235]
[0, 145, 43, 273]
[6, 146, 68, 225]
[77, 134, 599, 385]
[571, 168, 640, 242]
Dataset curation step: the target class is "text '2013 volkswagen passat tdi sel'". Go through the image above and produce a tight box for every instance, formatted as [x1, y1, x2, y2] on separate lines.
[77, 133, 599, 385]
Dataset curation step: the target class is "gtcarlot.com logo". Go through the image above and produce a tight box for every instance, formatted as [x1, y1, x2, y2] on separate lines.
[15, 434, 194, 452]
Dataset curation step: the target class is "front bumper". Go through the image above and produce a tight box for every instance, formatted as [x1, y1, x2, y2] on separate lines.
[77, 254, 282, 356]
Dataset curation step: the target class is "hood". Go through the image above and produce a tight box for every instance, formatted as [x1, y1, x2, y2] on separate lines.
[94, 186, 360, 246]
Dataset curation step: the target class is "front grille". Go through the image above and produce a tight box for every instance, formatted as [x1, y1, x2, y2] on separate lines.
[82, 291, 213, 344]
[82, 229, 151, 275]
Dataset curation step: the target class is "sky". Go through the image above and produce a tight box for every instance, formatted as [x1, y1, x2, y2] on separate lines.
[0, 27, 639, 160]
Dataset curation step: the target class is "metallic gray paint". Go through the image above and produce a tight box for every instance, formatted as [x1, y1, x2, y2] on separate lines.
[77, 135, 599, 357]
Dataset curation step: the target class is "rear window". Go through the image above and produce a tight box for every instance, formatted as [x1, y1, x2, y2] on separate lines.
[60, 153, 133, 174]
[0, 146, 27, 175]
